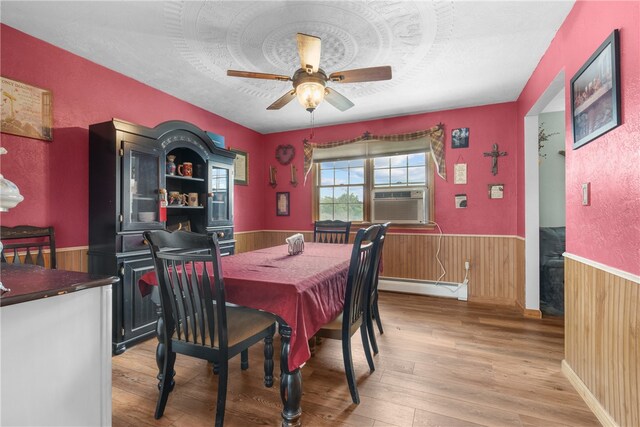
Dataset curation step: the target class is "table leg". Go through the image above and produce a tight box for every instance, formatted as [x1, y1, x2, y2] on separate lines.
[279, 323, 302, 427]
[152, 290, 174, 392]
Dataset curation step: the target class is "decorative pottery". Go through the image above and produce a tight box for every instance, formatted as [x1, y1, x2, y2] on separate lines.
[178, 162, 193, 177]
[166, 155, 177, 175]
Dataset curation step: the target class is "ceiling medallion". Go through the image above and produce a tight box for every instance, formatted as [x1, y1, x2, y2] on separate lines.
[165, 1, 454, 100]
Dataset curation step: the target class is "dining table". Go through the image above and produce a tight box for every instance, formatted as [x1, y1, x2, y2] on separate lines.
[139, 242, 354, 426]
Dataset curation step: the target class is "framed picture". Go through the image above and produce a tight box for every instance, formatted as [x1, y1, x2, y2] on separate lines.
[451, 127, 469, 148]
[1, 76, 53, 141]
[276, 192, 290, 216]
[570, 29, 621, 150]
[230, 149, 248, 185]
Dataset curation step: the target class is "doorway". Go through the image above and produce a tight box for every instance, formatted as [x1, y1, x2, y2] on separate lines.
[538, 91, 566, 316]
[524, 71, 565, 316]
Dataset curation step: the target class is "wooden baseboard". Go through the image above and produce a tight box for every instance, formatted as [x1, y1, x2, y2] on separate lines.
[561, 360, 618, 427]
[523, 308, 542, 319]
[467, 295, 515, 306]
[514, 299, 542, 319]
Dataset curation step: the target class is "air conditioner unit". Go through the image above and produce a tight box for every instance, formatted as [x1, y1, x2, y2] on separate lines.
[371, 188, 427, 224]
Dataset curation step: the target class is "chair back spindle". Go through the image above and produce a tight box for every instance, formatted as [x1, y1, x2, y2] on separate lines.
[313, 220, 351, 244]
[0, 225, 56, 268]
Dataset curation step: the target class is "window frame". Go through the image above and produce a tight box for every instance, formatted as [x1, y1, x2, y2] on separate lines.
[312, 153, 436, 227]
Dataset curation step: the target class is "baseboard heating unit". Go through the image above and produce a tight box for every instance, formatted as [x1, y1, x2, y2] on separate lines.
[379, 277, 468, 301]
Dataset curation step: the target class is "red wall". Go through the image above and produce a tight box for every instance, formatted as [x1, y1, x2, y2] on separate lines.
[516, 0, 640, 275]
[261, 103, 520, 236]
[0, 25, 266, 246]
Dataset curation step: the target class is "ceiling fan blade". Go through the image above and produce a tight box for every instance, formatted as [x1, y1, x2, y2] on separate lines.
[296, 33, 321, 74]
[267, 90, 296, 110]
[227, 70, 291, 81]
[324, 87, 354, 112]
[329, 66, 392, 83]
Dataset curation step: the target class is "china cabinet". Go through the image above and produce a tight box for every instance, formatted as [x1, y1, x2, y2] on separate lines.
[89, 119, 235, 354]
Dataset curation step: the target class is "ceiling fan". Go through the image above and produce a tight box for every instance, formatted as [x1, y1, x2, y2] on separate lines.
[227, 33, 392, 113]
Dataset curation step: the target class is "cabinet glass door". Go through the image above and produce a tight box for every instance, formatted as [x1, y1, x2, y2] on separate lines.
[208, 162, 232, 226]
[122, 140, 163, 231]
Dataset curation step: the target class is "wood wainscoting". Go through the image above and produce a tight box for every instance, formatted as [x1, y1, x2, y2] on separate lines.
[31, 231, 518, 312]
[563, 254, 639, 427]
[236, 231, 525, 307]
[16, 232, 525, 308]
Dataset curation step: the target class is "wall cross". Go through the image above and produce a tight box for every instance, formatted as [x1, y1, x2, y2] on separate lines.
[483, 143, 508, 176]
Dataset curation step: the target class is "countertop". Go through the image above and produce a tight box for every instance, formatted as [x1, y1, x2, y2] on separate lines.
[0, 264, 119, 307]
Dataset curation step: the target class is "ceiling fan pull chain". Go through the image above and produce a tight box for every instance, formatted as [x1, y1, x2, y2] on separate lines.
[309, 110, 315, 140]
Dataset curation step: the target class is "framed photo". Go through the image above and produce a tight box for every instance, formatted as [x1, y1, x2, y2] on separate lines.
[276, 192, 290, 216]
[451, 127, 469, 148]
[1, 76, 53, 141]
[230, 149, 248, 185]
[570, 29, 621, 150]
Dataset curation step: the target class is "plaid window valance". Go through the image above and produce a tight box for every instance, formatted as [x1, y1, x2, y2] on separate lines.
[303, 123, 446, 184]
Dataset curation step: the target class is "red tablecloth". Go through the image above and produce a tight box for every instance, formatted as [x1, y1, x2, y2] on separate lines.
[138, 243, 353, 371]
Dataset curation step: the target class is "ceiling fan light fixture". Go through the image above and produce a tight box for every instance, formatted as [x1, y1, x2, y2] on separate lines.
[296, 81, 325, 112]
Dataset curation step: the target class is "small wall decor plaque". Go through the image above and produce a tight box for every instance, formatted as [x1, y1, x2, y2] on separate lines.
[454, 163, 467, 184]
[1, 76, 53, 141]
[455, 194, 467, 208]
[488, 184, 504, 199]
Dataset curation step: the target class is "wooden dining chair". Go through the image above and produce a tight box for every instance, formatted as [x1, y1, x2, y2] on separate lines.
[315, 224, 381, 404]
[0, 225, 57, 269]
[367, 222, 390, 355]
[144, 229, 277, 426]
[313, 220, 351, 244]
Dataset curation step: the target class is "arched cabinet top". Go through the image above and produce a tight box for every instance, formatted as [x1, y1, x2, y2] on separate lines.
[108, 118, 235, 161]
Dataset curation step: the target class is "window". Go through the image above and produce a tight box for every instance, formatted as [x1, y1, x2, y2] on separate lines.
[373, 153, 427, 187]
[315, 152, 432, 223]
[318, 160, 364, 221]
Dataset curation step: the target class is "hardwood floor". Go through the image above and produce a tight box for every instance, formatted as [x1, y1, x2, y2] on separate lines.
[112, 292, 599, 426]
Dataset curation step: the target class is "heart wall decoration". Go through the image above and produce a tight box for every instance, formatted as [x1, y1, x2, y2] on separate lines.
[276, 144, 296, 165]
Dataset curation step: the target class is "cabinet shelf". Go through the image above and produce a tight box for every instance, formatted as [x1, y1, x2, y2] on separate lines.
[132, 195, 156, 201]
[167, 205, 204, 209]
[166, 175, 205, 182]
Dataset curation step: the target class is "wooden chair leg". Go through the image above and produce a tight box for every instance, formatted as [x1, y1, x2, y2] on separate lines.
[214, 360, 229, 427]
[154, 350, 176, 419]
[241, 349, 249, 370]
[264, 325, 275, 387]
[342, 336, 360, 404]
[373, 296, 384, 334]
[366, 308, 379, 355]
[360, 323, 375, 372]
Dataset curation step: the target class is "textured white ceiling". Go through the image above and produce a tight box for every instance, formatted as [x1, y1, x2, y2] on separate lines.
[0, 1, 574, 134]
